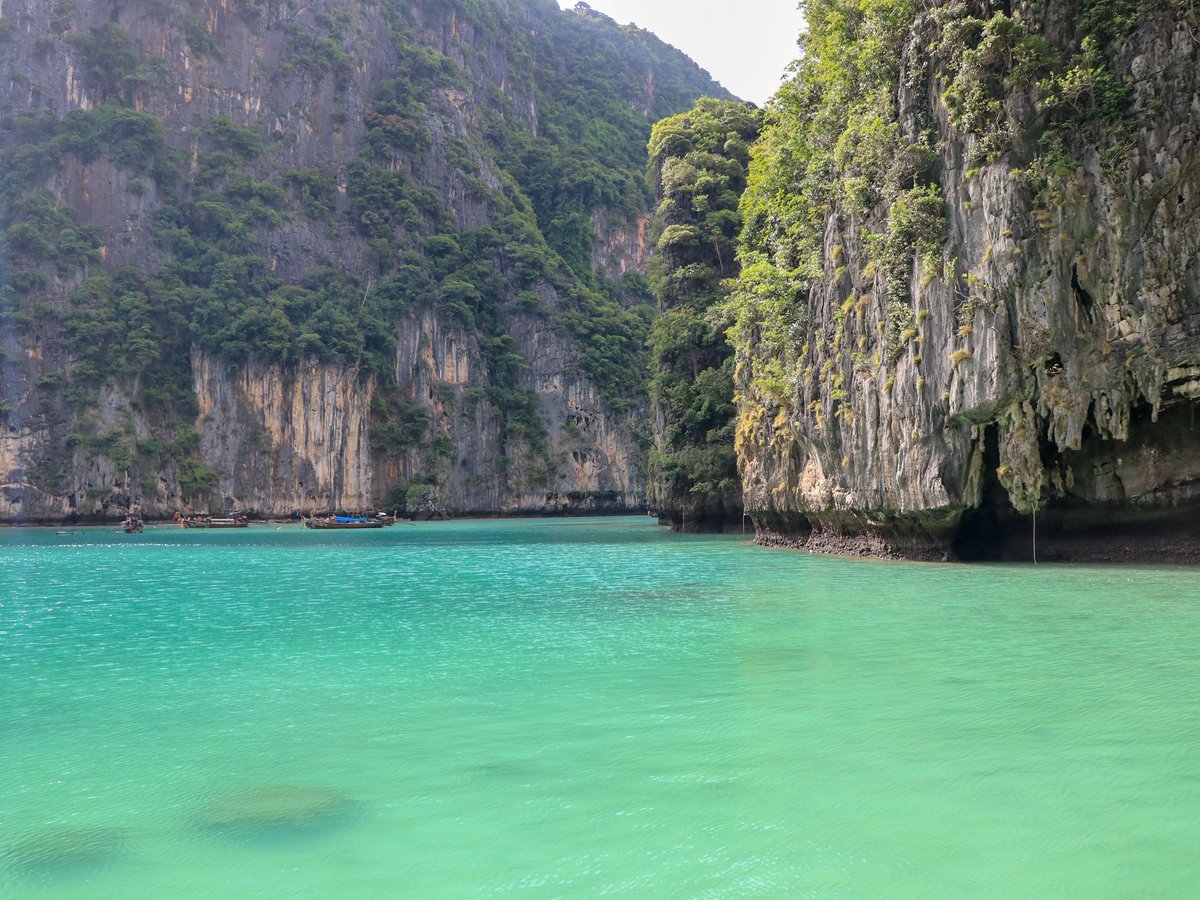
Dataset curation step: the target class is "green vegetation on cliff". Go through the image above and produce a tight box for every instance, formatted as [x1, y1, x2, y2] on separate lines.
[646, 98, 761, 530]
[732, 0, 1197, 404]
[0, 0, 730, 515]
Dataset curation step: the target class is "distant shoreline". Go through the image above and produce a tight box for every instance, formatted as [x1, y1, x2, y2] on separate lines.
[0, 509, 657, 529]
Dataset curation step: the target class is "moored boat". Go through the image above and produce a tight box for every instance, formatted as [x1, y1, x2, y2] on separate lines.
[302, 515, 385, 530]
[182, 514, 250, 529]
[121, 515, 144, 534]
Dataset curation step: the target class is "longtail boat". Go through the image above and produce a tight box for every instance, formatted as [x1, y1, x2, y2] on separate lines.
[302, 515, 385, 530]
[182, 514, 249, 529]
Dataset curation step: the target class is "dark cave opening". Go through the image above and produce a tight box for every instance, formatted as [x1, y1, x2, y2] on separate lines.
[1038, 425, 1062, 472]
[952, 399, 1200, 562]
[1071, 265, 1095, 316]
[953, 424, 1021, 561]
[1080, 400, 1097, 443]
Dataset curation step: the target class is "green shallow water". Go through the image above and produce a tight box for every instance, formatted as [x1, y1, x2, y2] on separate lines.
[2, 517, 1199, 898]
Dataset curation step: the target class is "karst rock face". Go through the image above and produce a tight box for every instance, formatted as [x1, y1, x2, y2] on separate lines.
[734, 2, 1200, 561]
[0, 0, 730, 521]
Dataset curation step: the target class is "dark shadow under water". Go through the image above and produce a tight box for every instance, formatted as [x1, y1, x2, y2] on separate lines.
[2, 826, 126, 883]
[192, 784, 359, 847]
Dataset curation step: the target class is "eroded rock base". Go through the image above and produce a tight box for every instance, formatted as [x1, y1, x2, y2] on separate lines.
[754, 503, 1200, 565]
[751, 511, 961, 562]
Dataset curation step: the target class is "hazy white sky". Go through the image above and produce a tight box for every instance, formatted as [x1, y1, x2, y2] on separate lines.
[556, 1, 803, 105]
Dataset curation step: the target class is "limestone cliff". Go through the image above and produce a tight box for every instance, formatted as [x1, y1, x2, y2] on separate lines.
[191, 351, 376, 513]
[732, 0, 1200, 561]
[0, 0, 730, 521]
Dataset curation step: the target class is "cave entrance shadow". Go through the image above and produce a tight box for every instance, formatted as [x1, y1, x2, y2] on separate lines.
[954, 401, 1200, 563]
[953, 424, 1024, 562]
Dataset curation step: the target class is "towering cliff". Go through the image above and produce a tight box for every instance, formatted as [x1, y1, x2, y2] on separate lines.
[0, 0, 732, 521]
[731, 0, 1200, 560]
[646, 98, 761, 531]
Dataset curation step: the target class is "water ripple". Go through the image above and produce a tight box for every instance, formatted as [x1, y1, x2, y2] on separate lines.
[2, 519, 1199, 897]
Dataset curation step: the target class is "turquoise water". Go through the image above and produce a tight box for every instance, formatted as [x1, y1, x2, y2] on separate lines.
[2, 517, 1199, 898]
